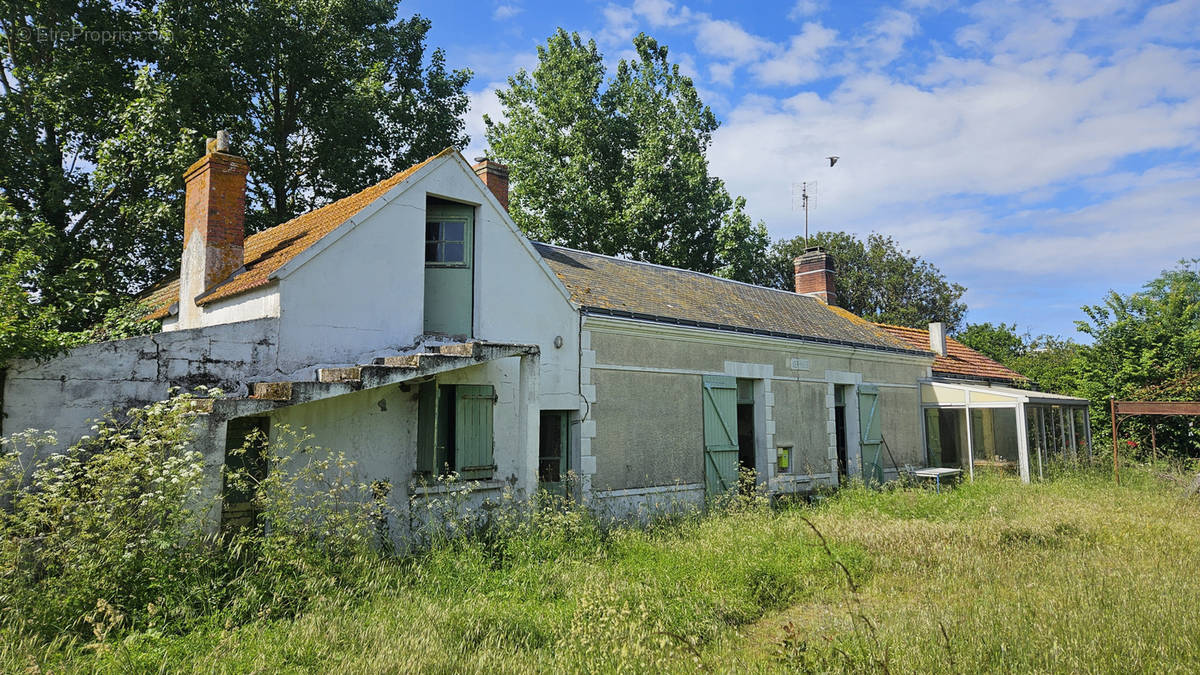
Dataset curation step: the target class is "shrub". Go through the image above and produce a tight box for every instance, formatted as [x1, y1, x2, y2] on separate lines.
[0, 393, 219, 640]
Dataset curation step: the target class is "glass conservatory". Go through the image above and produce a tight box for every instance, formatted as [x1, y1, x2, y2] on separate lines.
[921, 381, 1092, 482]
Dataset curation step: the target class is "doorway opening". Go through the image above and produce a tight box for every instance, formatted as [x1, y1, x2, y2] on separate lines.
[736, 379, 756, 476]
[538, 410, 571, 496]
[835, 385, 849, 477]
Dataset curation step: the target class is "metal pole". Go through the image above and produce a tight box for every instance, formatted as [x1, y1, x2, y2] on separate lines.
[1151, 425, 1157, 463]
[803, 182, 809, 248]
[1110, 398, 1119, 486]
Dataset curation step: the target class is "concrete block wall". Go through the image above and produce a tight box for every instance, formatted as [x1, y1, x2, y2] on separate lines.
[1, 318, 282, 454]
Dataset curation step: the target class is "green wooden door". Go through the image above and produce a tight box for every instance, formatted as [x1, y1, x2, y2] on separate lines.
[424, 202, 474, 336]
[416, 381, 438, 475]
[858, 386, 884, 484]
[455, 384, 495, 479]
[702, 375, 739, 499]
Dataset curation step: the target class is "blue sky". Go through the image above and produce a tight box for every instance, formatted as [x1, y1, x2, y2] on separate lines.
[406, 0, 1200, 339]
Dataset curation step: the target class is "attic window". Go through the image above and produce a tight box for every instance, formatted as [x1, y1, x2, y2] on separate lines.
[426, 220, 467, 265]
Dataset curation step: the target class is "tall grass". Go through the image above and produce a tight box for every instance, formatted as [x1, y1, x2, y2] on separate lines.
[4, 399, 1200, 673]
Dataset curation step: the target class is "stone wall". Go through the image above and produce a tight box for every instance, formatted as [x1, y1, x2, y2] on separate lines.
[1, 318, 281, 453]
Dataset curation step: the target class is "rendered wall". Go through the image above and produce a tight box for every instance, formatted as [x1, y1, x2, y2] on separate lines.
[588, 369, 703, 491]
[1, 318, 281, 455]
[211, 357, 532, 539]
[583, 317, 930, 496]
[273, 157, 580, 406]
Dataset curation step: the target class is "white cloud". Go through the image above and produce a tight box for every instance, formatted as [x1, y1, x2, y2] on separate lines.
[788, 0, 827, 20]
[858, 9, 918, 67]
[752, 22, 838, 85]
[694, 17, 774, 63]
[492, 3, 522, 20]
[600, 4, 637, 46]
[633, 0, 691, 27]
[709, 37, 1200, 295]
[461, 85, 506, 162]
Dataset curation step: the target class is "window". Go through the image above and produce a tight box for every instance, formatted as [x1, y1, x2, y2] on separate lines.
[416, 382, 495, 480]
[425, 220, 468, 265]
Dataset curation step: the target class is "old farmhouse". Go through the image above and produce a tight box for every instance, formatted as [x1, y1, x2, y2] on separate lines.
[0, 137, 1091, 530]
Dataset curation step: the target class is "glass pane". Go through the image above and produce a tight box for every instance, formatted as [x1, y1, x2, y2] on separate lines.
[1073, 409, 1089, 458]
[425, 242, 439, 262]
[539, 412, 564, 484]
[442, 220, 465, 242]
[442, 242, 464, 263]
[425, 221, 440, 241]
[971, 408, 1020, 476]
[926, 408, 967, 468]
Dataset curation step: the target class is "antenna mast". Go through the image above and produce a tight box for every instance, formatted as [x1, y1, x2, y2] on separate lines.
[802, 181, 811, 248]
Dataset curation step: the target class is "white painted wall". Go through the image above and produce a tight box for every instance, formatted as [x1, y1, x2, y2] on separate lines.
[147, 153, 580, 397]
[162, 284, 281, 333]
[268, 154, 580, 400]
[2, 318, 282, 456]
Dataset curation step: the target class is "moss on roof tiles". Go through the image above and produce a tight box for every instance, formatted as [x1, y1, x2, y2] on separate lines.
[141, 148, 456, 319]
[535, 243, 923, 354]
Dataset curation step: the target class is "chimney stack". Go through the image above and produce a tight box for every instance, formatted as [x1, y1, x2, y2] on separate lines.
[178, 130, 248, 328]
[472, 157, 509, 211]
[793, 247, 837, 305]
[928, 322, 948, 357]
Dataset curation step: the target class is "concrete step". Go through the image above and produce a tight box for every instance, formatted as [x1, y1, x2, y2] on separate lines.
[316, 366, 362, 384]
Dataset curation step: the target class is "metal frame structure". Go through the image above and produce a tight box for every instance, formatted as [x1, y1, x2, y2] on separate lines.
[1108, 400, 1200, 485]
[921, 380, 1092, 483]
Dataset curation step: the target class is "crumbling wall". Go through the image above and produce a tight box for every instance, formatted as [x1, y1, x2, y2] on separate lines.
[1, 318, 281, 453]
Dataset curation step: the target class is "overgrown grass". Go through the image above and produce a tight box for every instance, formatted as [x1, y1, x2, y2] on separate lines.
[724, 465, 1200, 673]
[5, 423, 1199, 673]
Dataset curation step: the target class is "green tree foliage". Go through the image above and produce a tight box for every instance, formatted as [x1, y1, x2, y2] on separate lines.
[714, 196, 772, 285]
[956, 322, 1028, 363]
[1007, 336, 1082, 396]
[485, 30, 746, 273]
[0, 199, 114, 367]
[955, 322, 1083, 393]
[0, 1, 471, 332]
[766, 231, 968, 332]
[1075, 259, 1200, 456]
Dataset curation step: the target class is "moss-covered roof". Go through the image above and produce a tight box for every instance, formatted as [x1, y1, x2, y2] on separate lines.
[535, 243, 927, 355]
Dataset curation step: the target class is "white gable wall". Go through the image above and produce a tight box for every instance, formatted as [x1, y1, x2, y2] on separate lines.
[270, 155, 579, 403]
[460, 160, 580, 409]
[272, 185, 426, 374]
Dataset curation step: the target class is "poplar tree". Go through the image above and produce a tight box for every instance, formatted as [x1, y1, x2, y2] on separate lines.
[485, 30, 751, 274]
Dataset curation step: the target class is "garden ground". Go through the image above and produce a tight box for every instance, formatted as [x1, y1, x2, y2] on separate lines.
[6, 464, 1200, 673]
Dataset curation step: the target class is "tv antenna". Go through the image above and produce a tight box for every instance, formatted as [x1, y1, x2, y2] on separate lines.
[791, 181, 818, 247]
[791, 155, 840, 248]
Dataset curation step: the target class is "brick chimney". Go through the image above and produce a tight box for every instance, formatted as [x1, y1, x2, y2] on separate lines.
[178, 130, 248, 328]
[793, 247, 837, 305]
[472, 157, 509, 211]
[928, 322, 948, 357]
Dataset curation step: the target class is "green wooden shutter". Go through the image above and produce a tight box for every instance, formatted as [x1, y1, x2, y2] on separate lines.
[858, 386, 884, 484]
[455, 384, 495, 480]
[702, 375, 739, 499]
[416, 381, 437, 475]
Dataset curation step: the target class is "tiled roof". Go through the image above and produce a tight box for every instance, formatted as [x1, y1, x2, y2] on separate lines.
[142, 148, 454, 319]
[535, 243, 926, 354]
[875, 323, 1025, 382]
